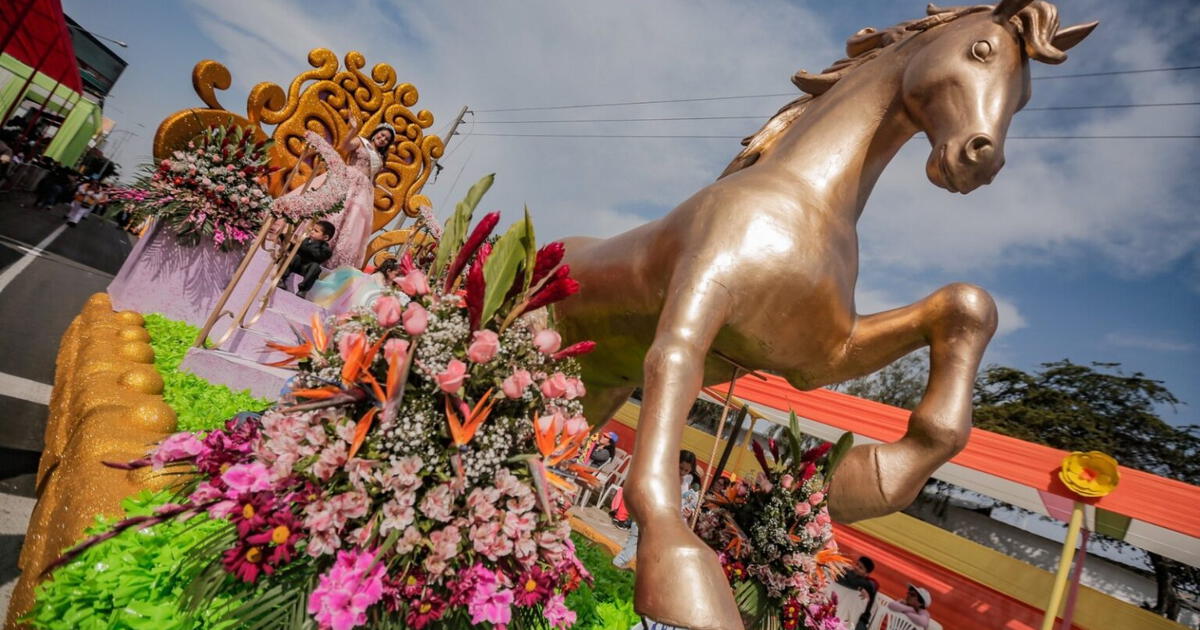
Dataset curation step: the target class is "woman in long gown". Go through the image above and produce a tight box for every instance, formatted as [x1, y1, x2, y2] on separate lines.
[275, 117, 394, 269]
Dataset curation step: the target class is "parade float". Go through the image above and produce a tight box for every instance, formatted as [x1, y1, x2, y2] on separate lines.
[23, 3, 1200, 630]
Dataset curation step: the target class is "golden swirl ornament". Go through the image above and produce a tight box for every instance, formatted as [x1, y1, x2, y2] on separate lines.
[153, 49, 444, 234]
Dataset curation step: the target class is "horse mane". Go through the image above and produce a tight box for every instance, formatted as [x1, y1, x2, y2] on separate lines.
[719, 1, 1071, 178]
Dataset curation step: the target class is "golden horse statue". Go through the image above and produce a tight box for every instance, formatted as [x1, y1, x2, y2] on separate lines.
[555, 2, 1097, 627]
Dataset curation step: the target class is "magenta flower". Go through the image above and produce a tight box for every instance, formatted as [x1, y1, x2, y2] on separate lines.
[222, 462, 273, 494]
[307, 548, 387, 630]
[150, 432, 207, 469]
[513, 566, 552, 606]
[468, 570, 514, 627]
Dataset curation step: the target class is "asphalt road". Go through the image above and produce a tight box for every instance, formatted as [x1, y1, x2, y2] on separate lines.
[0, 191, 132, 496]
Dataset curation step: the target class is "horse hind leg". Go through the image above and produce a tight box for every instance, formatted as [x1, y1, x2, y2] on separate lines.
[815, 283, 998, 522]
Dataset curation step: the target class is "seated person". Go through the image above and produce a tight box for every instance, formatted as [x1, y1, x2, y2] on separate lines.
[835, 555, 878, 630]
[586, 431, 619, 468]
[887, 584, 932, 629]
[281, 220, 335, 296]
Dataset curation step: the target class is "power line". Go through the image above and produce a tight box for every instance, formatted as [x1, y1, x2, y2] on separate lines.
[472, 101, 1200, 124]
[473, 132, 1200, 140]
[475, 65, 1200, 113]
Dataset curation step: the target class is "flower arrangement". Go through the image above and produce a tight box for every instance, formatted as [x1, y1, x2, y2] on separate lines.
[49, 175, 602, 630]
[695, 416, 854, 630]
[109, 123, 275, 251]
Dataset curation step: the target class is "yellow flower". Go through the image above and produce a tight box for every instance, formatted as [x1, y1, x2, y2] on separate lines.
[1059, 451, 1119, 497]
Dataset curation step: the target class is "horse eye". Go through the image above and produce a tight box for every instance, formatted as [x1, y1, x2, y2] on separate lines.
[971, 40, 993, 62]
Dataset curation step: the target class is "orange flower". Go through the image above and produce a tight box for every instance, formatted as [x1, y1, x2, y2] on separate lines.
[264, 313, 329, 367]
[445, 388, 496, 447]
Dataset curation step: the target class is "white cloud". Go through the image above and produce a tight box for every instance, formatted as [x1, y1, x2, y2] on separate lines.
[1104, 332, 1195, 353]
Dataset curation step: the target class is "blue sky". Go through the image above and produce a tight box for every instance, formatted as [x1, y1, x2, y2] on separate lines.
[64, 0, 1199, 426]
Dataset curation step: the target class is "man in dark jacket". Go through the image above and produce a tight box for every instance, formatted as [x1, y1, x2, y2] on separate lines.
[282, 220, 335, 296]
[835, 555, 878, 630]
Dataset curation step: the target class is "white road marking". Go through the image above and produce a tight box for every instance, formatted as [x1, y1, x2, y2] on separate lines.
[0, 372, 52, 405]
[0, 224, 67, 294]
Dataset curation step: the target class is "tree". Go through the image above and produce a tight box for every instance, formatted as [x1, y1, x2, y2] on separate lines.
[833, 349, 929, 410]
[974, 360, 1200, 621]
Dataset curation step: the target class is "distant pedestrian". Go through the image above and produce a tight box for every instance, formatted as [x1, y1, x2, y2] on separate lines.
[65, 177, 106, 226]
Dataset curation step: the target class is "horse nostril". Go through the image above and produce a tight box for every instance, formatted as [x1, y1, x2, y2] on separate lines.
[962, 134, 994, 165]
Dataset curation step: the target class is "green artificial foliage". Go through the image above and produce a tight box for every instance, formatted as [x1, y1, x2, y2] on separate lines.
[566, 534, 636, 630]
[27, 492, 246, 630]
[144, 314, 270, 431]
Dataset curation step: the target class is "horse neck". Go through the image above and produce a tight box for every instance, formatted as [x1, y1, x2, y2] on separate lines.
[757, 56, 919, 222]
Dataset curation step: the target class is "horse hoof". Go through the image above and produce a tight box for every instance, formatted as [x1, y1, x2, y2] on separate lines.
[633, 518, 743, 630]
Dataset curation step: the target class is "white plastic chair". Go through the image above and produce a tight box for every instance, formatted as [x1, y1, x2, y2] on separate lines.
[595, 454, 633, 510]
[827, 583, 868, 626]
[577, 448, 629, 508]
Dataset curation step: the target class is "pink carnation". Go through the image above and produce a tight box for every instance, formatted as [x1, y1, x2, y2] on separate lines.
[221, 462, 273, 494]
[544, 593, 577, 629]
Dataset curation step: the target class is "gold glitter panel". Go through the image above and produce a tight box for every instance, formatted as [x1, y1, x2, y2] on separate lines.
[5, 295, 177, 629]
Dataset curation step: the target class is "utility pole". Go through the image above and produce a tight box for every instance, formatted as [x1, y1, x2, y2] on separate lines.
[432, 105, 470, 173]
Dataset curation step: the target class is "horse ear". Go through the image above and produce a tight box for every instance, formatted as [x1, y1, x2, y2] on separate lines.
[992, 0, 1034, 22]
[1051, 21, 1099, 53]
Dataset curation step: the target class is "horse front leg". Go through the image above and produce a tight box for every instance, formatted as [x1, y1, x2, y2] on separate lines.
[818, 283, 998, 522]
[626, 275, 743, 630]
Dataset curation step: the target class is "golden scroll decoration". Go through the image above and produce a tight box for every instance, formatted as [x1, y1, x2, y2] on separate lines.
[154, 49, 445, 232]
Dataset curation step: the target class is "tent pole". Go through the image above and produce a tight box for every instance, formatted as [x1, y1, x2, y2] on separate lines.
[1040, 501, 1084, 630]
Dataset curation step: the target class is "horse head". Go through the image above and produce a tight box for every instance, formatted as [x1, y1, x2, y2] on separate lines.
[903, 0, 1097, 193]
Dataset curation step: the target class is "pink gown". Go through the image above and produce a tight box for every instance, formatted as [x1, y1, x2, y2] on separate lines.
[324, 136, 381, 269]
[274, 133, 381, 270]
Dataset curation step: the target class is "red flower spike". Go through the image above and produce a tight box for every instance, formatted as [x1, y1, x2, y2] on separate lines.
[524, 277, 580, 312]
[444, 211, 500, 292]
[531, 242, 566, 286]
[802, 442, 833, 463]
[550, 341, 596, 360]
[800, 461, 817, 482]
[751, 440, 770, 474]
[465, 244, 489, 329]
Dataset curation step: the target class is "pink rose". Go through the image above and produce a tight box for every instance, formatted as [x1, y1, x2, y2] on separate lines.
[373, 296, 403, 327]
[564, 416, 588, 437]
[467, 330, 500, 363]
[337, 331, 366, 362]
[563, 377, 586, 400]
[809, 491, 825, 506]
[540, 372, 569, 398]
[436, 359, 467, 393]
[383, 338, 409, 363]
[397, 270, 429, 296]
[501, 369, 533, 399]
[780, 474, 794, 490]
[533, 329, 562, 354]
[536, 414, 554, 434]
[794, 501, 812, 517]
[403, 303, 429, 335]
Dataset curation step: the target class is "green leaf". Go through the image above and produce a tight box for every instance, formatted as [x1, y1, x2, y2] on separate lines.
[786, 410, 803, 468]
[825, 431, 854, 482]
[432, 173, 494, 278]
[520, 205, 537, 295]
[481, 214, 533, 327]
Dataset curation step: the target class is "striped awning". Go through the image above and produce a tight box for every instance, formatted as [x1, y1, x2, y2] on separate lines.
[705, 373, 1200, 567]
